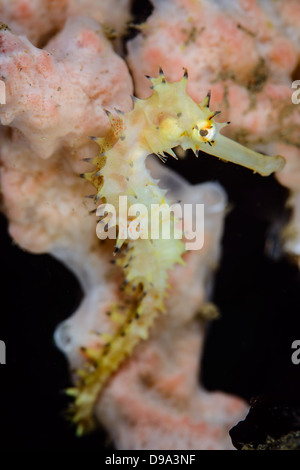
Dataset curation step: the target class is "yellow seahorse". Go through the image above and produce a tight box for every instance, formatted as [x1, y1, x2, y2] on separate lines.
[68, 69, 285, 434]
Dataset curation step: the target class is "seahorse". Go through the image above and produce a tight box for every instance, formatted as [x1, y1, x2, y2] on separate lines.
[68, 69, 285, 434]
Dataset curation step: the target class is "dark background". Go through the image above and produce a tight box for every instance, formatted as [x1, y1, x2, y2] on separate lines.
[1, 0, 300, 450]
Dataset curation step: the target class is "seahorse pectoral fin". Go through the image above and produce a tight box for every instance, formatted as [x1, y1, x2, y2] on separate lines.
[203, 134, 285, 176]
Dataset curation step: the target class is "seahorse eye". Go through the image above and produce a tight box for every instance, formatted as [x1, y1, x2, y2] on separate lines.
[199, 129, 208, 137]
